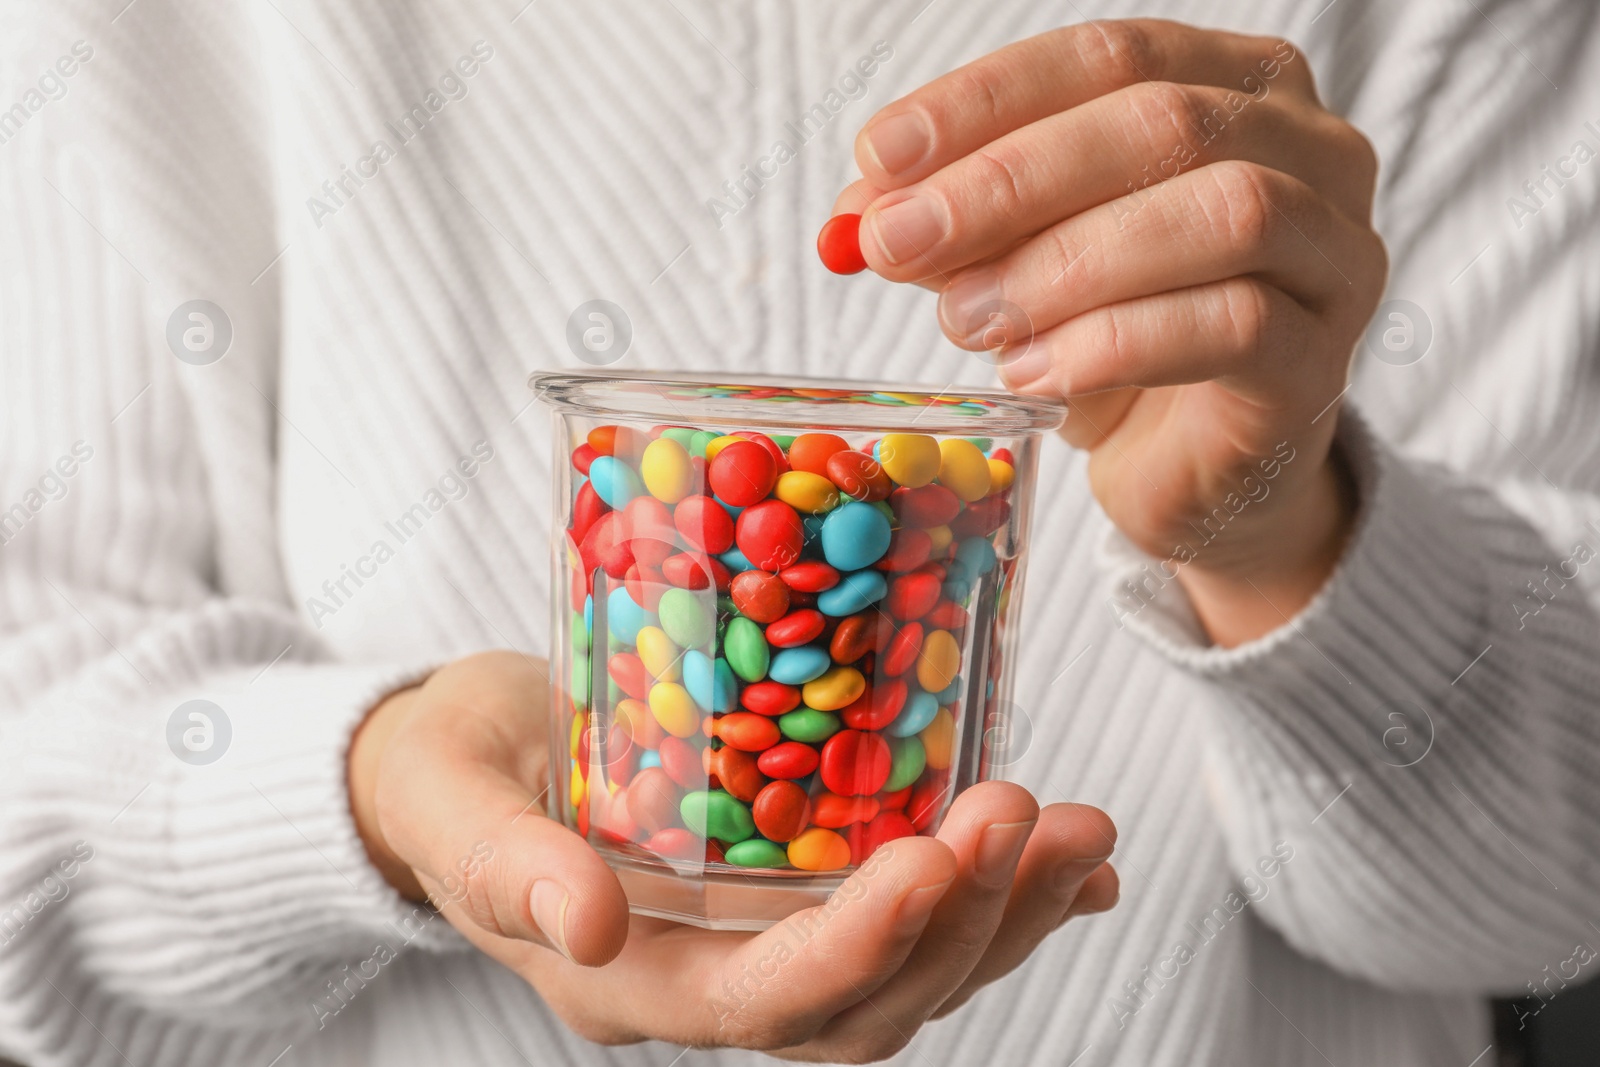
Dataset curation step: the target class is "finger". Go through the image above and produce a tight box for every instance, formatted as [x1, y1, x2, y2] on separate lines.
[857, 20, 1315, 188]
[610, 836, 958, 1051]
[863, 81, 1374, 281]
[1064, 861, 1121, 921]
[379, 704, 631, 966]
[998, 274, 1335, 403]
[934, 162, 1374, 346]
[810, 781, 1039, 1057]
[931, 804, 1118, 1016]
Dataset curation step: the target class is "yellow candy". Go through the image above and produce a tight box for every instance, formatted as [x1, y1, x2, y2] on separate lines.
[648, 681, 700, 738]
[916, 629, 961, 693]
[704, 434, 743, 461]
[922, 707, 955, 771]
[987, 457, 1015, 494]
[878, 433, 941, 488]
[937, 439, 991, 502]
[802, 666, 866, 711]
[640, 437, 693, 503]
[570, 763, 587, 806]
[925, 524, 954, 553]
[636, 626, 682, 681]
[569, 710, 587, 759]
[615, 697, 650, 742]
[774, 471, 840, 514]
[787, 827, 852, 871]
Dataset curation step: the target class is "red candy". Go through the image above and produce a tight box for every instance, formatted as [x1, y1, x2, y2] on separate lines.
[826, 450, 892, 502]
[572, 442, 600, 475]
[820, 730, 892, 796]
[886, 572, 941, 620]
[734, 431, 789, 474]
[624, 562, 669, 611]
[588, 424, 648, 460]
[716, 712, 782, 752]
[880, 621, 923, 676]
[735, 499, 804, 571]
[662, 552, 715, 590]
[709, 440, 777, 507]
[840, 679, 907, 732]
[878, 785, 912, 811]
[875, 527, 932, 572]
[673, 494, 734, 554]
[657, 736, 704, 789]
[950, 495, 1011, 537]
[890, 484, 962, 528]
[817, 213, 868, 275]
[626, 767, 680, 834]
[765, 609, 825, 648]
[924, 600, 968, 631]
[849, 811, 916, 864]
[608, 653, 651, 700]
[740, 680, 802, 716]
[786, 432, 849, 477]
[829, 611, 893, 664]
[752, 780, 811, 842]
[811, 792, 879, 828]
[709, 746, 768, 803]
[907, 775, 952, 832]
[779, 560, 840, 592]
[645, 827, 701, 860]
[730, 569, 790, 624]
[572, 479, 607, 544]
[756, 740, 821, 779]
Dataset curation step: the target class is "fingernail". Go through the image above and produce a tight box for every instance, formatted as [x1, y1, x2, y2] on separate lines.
[1054, 853, 1113, 897]
[863, 112, 932, 177]
[974, 820, 1035, 888]
[867, 196, 947, 266]
[938, 268, 1005, 347]
[895, 880, 950, 935]
[530, 879, 574, 960]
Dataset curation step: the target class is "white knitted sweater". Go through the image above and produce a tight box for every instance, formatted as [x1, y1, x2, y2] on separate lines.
[4, 1, 1600, 1064]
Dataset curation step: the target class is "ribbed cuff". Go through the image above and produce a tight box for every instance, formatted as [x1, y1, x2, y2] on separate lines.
[1098, 405, 1492, 707]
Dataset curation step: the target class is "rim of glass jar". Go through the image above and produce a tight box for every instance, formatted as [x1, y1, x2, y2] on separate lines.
[529, 369, 1066, 435]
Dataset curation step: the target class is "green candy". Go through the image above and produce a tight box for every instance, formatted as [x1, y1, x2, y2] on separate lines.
[884, 736, 927, 793]
[725, 838, 788, 868]
[689, 430, 718, 458]
[769, 433, 796, 450]
[571, 611, 589, 653]
[570, 651, 590, 708]
[660, 426, 699, 450]
[680, 790, 754, 843]
[966, 437, 993, 451]
[724, 617, 770, 683]
[869, 499, 895, 522]
[779, 707, 841, 744]
[658, 588, 715, 649]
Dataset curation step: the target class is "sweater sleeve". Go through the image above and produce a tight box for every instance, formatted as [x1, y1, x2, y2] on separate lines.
[1102, 407, 1600, 994]
[0, 2, 458, 1056]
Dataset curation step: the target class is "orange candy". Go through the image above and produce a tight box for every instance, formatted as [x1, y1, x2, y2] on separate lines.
[787, 826, 852, 871]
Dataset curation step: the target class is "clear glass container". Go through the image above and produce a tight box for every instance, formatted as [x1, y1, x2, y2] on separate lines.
[534, 371, 1065, 930]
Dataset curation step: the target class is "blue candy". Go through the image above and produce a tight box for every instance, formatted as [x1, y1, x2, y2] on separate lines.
[820, 501, 892, 571]
[956, 536, 997, 577]
[769, 645, 832, 685]
[888, 690, 940, 737]
[719, 546, 755, 573]
[588, 455, 641, 509]
[934, 675, 964, 704]
[816, 570, 888, 616]
[606, 586, 653, 644]
[638, 749, 662, 770]
[684, 650, 738, 713]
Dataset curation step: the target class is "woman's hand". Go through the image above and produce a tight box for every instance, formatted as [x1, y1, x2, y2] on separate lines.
[349, 652, 1118, 1060]
[839, 19, 1386, 646]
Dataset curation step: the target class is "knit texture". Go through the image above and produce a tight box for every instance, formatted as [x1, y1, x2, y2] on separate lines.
[3, 1, 1599, 1064]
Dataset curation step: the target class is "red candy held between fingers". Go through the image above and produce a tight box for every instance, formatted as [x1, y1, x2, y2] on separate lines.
[817, 213, 868, 275]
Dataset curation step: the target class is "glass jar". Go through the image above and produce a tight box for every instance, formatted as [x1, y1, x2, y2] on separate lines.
[534, 371, 1065, 930]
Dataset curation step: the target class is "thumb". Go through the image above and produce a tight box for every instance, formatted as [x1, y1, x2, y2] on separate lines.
[379, 721, 631, 966]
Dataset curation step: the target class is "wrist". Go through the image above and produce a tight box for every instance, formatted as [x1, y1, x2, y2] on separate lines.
[349, 683, 429, 901]
[1176, 444, 1357, 647]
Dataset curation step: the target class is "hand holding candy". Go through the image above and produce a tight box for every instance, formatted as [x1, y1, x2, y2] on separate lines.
[349, 652, 1118, 1057]
[828, 20, 1387, 645]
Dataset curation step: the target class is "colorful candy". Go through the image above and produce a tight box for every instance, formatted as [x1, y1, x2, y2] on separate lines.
[557, 411, 1026, 876]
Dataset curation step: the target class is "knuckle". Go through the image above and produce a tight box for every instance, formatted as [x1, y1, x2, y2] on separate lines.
[1071, 19, 1160, 84]
[719, 1010, 812, 1051]
[1217, 278, 1275, 365]
[1127, 81, 1210, 150]
[948, 65, 1004, 128]
[1202, 160, 1281, 251]
[964, 144, 1030, 223]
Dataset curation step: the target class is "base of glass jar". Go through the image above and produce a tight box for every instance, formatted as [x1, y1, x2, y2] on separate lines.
[608, 851, 848, 930]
